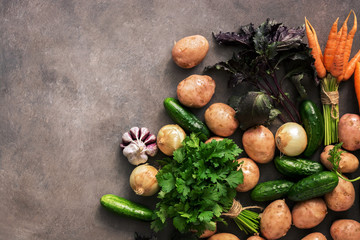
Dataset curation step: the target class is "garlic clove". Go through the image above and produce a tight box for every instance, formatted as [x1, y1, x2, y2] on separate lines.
[143, 133, 156, 145]
[120, 132, 133, 148]
[130, 127, 140, 140]
[139, 127, 150, 141]
[145, 142, 158, 157]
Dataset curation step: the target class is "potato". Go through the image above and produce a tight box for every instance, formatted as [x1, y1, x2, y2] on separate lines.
[204, 103, 239, 137]
[172, 35, 209, 68]
[242, 125, 275, 164]
[177, 75, 215, 108]
[339, 113, 360, 151]
[236, 158, 260, 192]
[247, 236, 265, 240]
[330, 219, 360, 240]
[324, 177, 355, 212]
[208, 233, 240, 240]
[320, 145, 359, 173]
[301, 232, 327, 240]
[292, 198, 327, 229]
[205, 136, 224, 144]
[260, 199, 292, 240]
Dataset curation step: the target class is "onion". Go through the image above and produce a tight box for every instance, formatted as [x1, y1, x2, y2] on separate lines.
[129, 164, 159, 196]
[275, 122, 307, 156]
[157, 124, 186, 156]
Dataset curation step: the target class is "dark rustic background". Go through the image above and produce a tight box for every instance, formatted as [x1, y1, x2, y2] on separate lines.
[1, 1, 360, 239]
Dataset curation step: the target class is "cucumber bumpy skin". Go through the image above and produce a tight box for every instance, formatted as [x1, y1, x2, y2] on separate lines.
[287, 171, 339, 201]
[274, 156, 324, 178]
[300, 100, 324, 157]
[100, 194, 154, 221]
[250, 180, 294, 202]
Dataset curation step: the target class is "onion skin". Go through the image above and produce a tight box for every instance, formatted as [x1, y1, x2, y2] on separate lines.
[157, 124, 186, 156]
[275, 122, 307, 157]
[129, 164, 159, 196]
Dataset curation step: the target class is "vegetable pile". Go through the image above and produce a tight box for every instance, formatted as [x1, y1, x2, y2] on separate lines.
[100, 13, 360, 240]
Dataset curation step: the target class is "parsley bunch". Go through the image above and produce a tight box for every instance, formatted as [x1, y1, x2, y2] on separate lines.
[151, 134, 243, 235]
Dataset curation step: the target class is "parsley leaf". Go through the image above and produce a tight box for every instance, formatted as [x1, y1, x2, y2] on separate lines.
[152, 134, 243, 235]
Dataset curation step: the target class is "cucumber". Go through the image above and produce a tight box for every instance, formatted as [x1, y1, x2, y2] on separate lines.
[100, 194, 154, 221]
[274, 156, 324, 178]
[300, 100, 324, 157]
[250, 180, 295, 202]
[288, 171, 339, 201]
[163, 97, 210, 141]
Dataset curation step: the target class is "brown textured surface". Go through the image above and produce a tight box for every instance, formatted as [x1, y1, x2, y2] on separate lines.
[1, 1, 360, 239]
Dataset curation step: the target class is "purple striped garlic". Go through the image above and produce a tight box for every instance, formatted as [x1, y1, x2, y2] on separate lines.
[120, 127, 158, 165]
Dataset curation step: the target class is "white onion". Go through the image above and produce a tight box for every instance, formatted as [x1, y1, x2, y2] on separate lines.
[129, 164, 159, 196]
[275, 122, 307, 157]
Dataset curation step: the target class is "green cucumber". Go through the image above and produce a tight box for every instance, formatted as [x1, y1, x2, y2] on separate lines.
[250, 180, 295, 202]
[100, 194, 154, 221]
[288, 171, 339, 201]
[300, 100, 324, 157]
[274, 156, 324, 178]
[163, 97, 210, 141]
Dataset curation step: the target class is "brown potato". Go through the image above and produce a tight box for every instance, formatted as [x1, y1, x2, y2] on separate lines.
[292, 198, 327, 229]
[208, 233, 240, 240]
[320, 145, 359, 173]
[339, 113, 360, 151]
[172, 35, 209, 68]
[242, 125, 275, 164]
[177, 75, 215, 108]
[247, 236, 265, 240]
[204, 103, 239, 137]
[330, 219, 360, 240]
[236, 158, 260, 192]
[301, 232, 327, 240]
[324, 177, 355, 212]
[205, 136, 224, 144]
[260, 199, 292, 240]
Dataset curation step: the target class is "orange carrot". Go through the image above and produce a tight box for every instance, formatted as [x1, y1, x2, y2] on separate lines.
[331, 14, 350, 78]
[355, 62, 360, 111]
[343, 49, 360, 80]
[305, 18, 326, 78]
[340, 10, 357, 81]
[323, 18, 339, 71]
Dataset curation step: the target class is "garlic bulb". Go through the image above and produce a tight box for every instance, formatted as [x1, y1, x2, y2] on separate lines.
[129, 164, 159, 196]
[120, 127, 158, 165]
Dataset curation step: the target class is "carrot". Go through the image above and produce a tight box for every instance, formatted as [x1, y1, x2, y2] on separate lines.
[355, 62, 360, 111]
[305, 18, 326, 78]
[340, 10, 358, 81]
[331, 14, 350, 78]
[343, 49, 360, 80]
[323, 18, 339, 71]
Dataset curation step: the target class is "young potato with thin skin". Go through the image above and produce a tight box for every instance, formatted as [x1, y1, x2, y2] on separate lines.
[324, 176, 355, 212]
[208, 233, 240, 240]
[292, 198, 327, 229]
[242, 125, 275, 164]
[338, 113, 360, 151]
[330, 219, 360, 240]
[260, 199, 292, 240]
[236, 158, 260, 192]
[172, 35, 209, 69]
[177, 75, 215, 108]
[247, 236, 265, 240]
[320, 145, 359, 173]
[204, 136, 224, 144]
[301, 232, 327, 240]
[204, 103, 239, 137]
